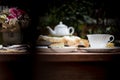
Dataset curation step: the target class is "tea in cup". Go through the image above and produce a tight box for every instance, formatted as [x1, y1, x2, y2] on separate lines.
[87, 34, 114, 48]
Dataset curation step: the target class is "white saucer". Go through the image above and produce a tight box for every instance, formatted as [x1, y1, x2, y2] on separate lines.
[36, 46, 77, 53]
[79, 47, 120, 53]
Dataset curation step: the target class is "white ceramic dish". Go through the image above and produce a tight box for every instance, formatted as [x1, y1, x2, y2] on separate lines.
[0, 45, 3, 49]
[79, 47, 120, 53]
[36, 46, 77, 53]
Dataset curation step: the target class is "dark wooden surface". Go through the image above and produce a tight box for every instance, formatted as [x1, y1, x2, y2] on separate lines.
[0, 51, 120, 80]
[0, 52, 33, 80]
[33, 51, 120, 80]
[36, 51, 120, 62]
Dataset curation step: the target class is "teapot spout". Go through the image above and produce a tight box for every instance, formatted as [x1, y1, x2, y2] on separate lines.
[46, 26, 56, 35]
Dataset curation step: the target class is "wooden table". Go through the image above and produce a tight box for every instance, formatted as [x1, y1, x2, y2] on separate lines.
[34, 50, 120, 80]
[35, 50, 120, 62]
[0, 52, 33, 80]
[0, 50, 119, 80]
[0, 52, 29, 62]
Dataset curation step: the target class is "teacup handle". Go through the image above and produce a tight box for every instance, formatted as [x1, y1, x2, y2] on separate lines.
[109, 35, 114, 42]
[68, 27, 74, 35]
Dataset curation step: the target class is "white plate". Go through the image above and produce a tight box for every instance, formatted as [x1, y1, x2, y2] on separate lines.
[36, 46, 77, 53]
[79, 47, 120, 53]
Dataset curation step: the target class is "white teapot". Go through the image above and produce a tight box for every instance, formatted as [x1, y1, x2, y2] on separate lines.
[47, 21, 74, 36]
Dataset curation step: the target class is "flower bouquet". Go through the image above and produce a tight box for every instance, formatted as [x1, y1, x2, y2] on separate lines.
[0, 7, 30, 45]
[0, 7, 30, 32]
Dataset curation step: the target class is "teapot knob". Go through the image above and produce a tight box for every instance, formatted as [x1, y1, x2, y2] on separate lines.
[60, 21, 62, 24]
[57, 21, 67, 28]
[59, 21, 63, 25]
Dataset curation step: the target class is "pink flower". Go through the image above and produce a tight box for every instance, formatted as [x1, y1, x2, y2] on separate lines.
[7, 14, 15, 19]
[8, 7, 25, 20]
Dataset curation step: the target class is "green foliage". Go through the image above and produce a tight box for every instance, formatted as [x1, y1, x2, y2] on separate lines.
[38, 0, 117, 38]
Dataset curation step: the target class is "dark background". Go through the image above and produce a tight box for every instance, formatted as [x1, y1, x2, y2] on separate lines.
[0, 0, 120, 43]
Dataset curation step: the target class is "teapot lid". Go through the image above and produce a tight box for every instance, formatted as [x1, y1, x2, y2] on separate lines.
[56, 21, 67, 28]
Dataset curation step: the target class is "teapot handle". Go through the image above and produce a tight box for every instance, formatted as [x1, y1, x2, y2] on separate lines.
[68, 27, 74, 35]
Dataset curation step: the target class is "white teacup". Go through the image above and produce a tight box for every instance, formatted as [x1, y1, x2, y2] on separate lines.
[87, 34, 114, 48]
